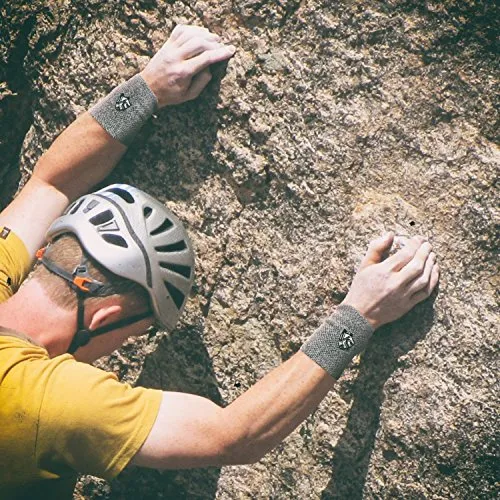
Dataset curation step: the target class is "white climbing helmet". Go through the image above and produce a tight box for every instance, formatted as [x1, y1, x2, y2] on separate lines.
[46, 184, 195, 331]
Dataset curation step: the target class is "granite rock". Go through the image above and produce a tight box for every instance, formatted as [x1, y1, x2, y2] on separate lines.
[0, 0, 498, 498]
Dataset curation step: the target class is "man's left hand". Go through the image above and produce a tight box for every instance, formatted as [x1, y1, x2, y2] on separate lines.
[140, 25, 236, 107]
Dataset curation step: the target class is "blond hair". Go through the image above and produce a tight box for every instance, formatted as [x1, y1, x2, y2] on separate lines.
[31, 234, 149, 312]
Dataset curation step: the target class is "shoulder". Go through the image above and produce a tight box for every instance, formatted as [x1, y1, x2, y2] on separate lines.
[36, 355, 162, 479]
[0, 226, 32, 303]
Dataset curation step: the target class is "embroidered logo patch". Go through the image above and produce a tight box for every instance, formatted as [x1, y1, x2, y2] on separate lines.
[0, 227, 11, 240]
[115, 93, 131, 111]
[338, 328, 354, 350]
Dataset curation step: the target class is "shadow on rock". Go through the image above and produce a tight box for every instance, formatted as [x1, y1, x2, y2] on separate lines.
[104, 61, 230, 204]
[108, 322, 223, 499]
[0, 15, 36, 208]
[321, 296, 437, 500]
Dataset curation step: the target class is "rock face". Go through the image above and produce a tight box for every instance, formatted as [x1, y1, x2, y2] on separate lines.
[1, 0, 498, 498]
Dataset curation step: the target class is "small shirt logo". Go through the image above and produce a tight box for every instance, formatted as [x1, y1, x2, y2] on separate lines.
[338, 328, 355, 350]
[0, 227, 11, 240]
[115, 93, 131, 111]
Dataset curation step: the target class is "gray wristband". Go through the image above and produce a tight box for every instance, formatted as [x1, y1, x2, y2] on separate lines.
[300, 304, 374, 379]
[89, 74, 158, 146]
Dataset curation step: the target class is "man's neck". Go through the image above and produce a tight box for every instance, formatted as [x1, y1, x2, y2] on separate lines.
[0, 279, 74, 356]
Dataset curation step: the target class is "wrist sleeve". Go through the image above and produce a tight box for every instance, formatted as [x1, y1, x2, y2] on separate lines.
[300, 304, 374, 379]
[89, 74, 158, 146]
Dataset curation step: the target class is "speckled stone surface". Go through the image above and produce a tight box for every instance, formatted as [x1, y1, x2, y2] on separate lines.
[1, 1, 498, 498]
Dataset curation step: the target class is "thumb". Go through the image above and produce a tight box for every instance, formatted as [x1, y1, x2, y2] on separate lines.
[359, 232, 394, 269]
[185, 69, 212, 101]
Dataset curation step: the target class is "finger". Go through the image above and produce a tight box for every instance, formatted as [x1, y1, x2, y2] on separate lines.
[184, 45, 236, 74]
[185, 69, 212, 100]
[383, 235, 427, 272]
[170, 24, 211, 43]
[359, 232, 395, 270]
[175, 27, 221, 47]
[398, 242, 433, 283]
[179, 37, 224, 59]
[407, 251, 435, 293]
[177, 31, 221, 47]
[410, 262, 440, 305]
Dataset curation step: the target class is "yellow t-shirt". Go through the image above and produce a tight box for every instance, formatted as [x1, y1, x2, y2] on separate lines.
[0, 226, 32, 301]
[0, 228, 163, 499]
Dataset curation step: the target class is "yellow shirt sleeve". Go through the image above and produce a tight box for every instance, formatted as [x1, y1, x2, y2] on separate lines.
[0, 226, 32, 303]
[36, 354, 162, 480]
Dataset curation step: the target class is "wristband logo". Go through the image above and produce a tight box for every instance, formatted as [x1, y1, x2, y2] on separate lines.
[338, 328, 354, 350]
[116, 93, 131, 111]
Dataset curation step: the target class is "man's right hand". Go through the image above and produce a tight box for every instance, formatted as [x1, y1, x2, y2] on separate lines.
[140, 25, 236, 107]
[342, 232, 440, 330]
[130, 233, 440, 470]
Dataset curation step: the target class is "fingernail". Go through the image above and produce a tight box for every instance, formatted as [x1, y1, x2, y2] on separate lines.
[227, 45, 236, 53]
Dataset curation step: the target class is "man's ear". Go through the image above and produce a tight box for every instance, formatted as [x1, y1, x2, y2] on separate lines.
[88, 304, 123, 331]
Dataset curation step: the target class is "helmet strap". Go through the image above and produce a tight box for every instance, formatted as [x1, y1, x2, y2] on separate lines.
[68, 293, 151, 354]
[37, 246, 152, 355]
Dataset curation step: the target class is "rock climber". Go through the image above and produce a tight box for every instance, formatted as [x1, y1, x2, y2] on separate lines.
[0, 25, 439, 498]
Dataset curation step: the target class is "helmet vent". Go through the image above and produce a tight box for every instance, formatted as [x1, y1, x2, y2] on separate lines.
[101, 233, 128, 248]
[69, 198, 85, 215]
[83, 200, 100, 213]
[90, 210, 114, 226]
[143, 206, 153, 218]
[150, 218, 174, 236]
[160, 262, 191, 279]
[106, 187, 134, 203]
[155, 240, 187, 252]
[164, 281, 185, 310]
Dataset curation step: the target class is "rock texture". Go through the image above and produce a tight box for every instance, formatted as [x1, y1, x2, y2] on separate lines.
[1, 0, 498, 498]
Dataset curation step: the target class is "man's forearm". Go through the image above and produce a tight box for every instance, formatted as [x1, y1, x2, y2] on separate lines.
[33, 112, 127, 201]
[0, 112, 127, 256]
[220, 305, 374, 464]
[221, 350, 335, 464]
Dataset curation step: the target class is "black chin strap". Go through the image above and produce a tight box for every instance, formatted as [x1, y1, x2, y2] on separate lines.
[37, 246, 152, 354]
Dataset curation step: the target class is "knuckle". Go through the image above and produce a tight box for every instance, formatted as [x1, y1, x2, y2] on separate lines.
[177, 65, 189, 78]
[379, 268, 391, 281]
[201, 51, 213, 63]
[386, 278, 399, 293]
[407, 261, 420, 274]
[413, 276, 427, 291]
[422, 241, 432, 253]
[173, 24, 184, 35]
[399, 249, 413, 262]
[169, 70, 186, 85]
[415, 259, 426, 273]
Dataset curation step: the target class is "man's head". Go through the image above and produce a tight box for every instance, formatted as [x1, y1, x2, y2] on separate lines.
[20, 184, 195, 361]
[27, 233, 153, 361]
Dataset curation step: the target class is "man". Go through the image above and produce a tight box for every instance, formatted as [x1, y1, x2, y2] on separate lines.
[0, 25, 439, 498]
